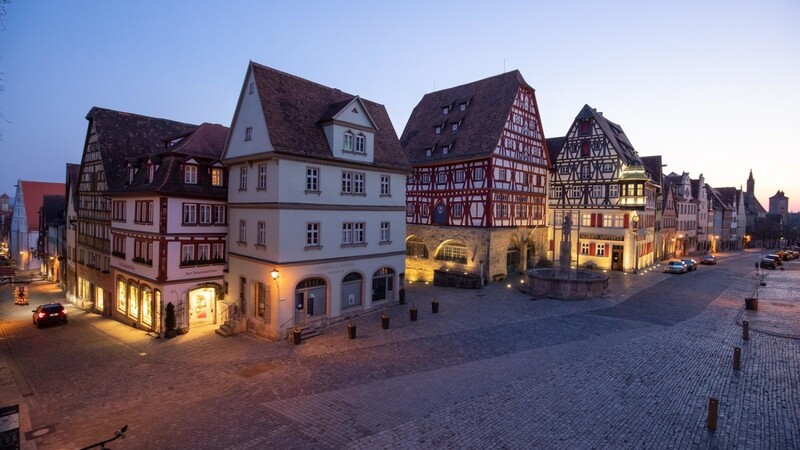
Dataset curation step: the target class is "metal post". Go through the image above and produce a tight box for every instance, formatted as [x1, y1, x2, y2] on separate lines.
[743, 321, 749, 340]
[733, 347, 741, 371]
[707, 397, 718, 430]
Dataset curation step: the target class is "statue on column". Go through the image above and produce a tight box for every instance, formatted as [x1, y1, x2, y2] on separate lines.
[559, 213, 573, 275]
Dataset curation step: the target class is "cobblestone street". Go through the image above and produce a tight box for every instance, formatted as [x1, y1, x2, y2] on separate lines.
[1, 250, 798, 449]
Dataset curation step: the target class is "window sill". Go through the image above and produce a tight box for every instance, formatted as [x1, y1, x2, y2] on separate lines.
[379, 240, 392, 246]
[305, 190, 321, 196]
[380, 194, 391, 198]
[304, 245, 323, 251]
[341, 243, 368, 248]
[340, 193, 367, 197]
[342, 149, 367, 157]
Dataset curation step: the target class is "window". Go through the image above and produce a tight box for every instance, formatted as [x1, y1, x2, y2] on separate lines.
[341, 172, 352, 193]
[460, 103, 467, 112]
[212, 243, 224, 261]
[406, 204, 414, 216]
[553, 186, 563, 198]
[183, 204, 197, 224]
[559, 165, 570, 175]
[133, 239, 152, 264]
[571, 186, 582, 198]
[609, 184, 619, 198]
[306, 223, 320, 246]
[256, 282, 268, 319]
[581, 214, 592, 227]
[239, 167, 248, 190]
[245, 127, 252, 141]
[581, 141, 590, 157]
[581, 243, 590, 255]
[498, 168, 507, 181]
[211, 168, 224, 187]
[454, 169, 465, 183]
[147, 164, 156, 183]
[198, 244, 210, 262]
[343, 131, 354, 151]
[602, 163, 613, 172]
[612, 214, 624, 228]
[257, 221, 266, 246]
[112, 201, 126, 221]
[380, 175, 390, 196]
[117, 279, 127, 313]
[494, 203, 509, 218]
[581, 164, 591, 179]
[451, 123, 458, 132]
[306, 167, 319, 191]
[436, 242, 468, 264]
[354, 173, 365, 194]
[355, 134, 366, 153]
[421, 204, 429, 217]
[213, 205, 226, 224]
[442, 106, 449, 115]
[435, 126, 441, 135]
[474, 167, 485, 181]
[184, 165, 198, 184]
[580, 120, 591, 136]
[199, 205, 212, 224]
[249, 81, 254, 94]
[380, 221, 390, 242]
[342, 223, 353, 244]
[238, 220, 246, 243]
[437, 171, 446, 184]
[406, 237, 428, 258]
[515, 204, 527, 218]
[135, 201, 153, 223]
[421, 173, 430, 184]
[181, 244, 195, 264]
[258, 164, 267, 189]
[453, 203, 463, 218]
[596, 244, 606, 257]
[112, 235, 125, 257]
[592, 185, 604, 198]
[603, 215, 613, 227]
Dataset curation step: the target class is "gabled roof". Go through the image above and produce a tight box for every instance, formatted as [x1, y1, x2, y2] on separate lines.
[248, 62, 408, 171]
[706, 186, 732, 211]
[640, 155, 663, 186]
[85, 107, 197, 192]
[66, 163, 81, 212]
[18, 181, 65, 230]
[122, 123, 229, 199]
[575, 104, 638, 164]
[401, 70, 537, 165]
[546, 137, 566, 166]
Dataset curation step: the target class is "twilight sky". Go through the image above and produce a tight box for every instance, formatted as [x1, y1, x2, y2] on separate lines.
[2, 0, 798, 211]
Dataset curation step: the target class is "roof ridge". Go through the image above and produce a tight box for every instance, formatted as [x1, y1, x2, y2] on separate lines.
[250, 61, 356, 99]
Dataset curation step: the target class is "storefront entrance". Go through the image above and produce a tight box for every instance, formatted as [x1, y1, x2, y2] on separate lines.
[188, 287, 215, 327]
[611, 246, 624, 271]
[294, 278, 327, 326]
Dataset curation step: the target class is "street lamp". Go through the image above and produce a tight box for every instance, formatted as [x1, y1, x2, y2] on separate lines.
[631, 213, 639, 274]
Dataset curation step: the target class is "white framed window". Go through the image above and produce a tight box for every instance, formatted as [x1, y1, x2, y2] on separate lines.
[181, 244, 195, 264]
[212, 243, 224, 260]
[603, 215, 613, 227]
[354, 222, 365, 244]
[380, 175, 390, 196]
[354, 173, 365, 194]
[306, 167, 319, 191]
[184, 165, 198, 184]
[460, 103, 467, 112]
[257, 221, 266, 246]
[455, 169, 465, 183]
[559, 166, 570, 175]
[341, 172, 352, 193]
[199, 205, 212, 224]
[437, 171, 446, 184]
[581, 214, 591, 227]
[239, 167, 248, 191]
[249, 81, 254, 94]
[453, 203, 463, 218]
[213, 205, 226, 224]
[609, 184, 619, 198]
[515, 204, 527, 218]
[258, 164, 267, 189]
[592, 185, 604, 198]
[596, 244, 606, 256]
[498, 168, 507, 181]
[426, 148, 432, 157]
[342, 223, 353, 244]
[435, 126, 441, 135]
[581, 164, 591, 179]
[211, 168, 223, 187]
[552, 185, 563, 198]
[406, 204, 414, 216]
[442, 145, 449, 155]
[343, 131, 354, 151]
[238, 220, 246, 243]
[421, 173, 430, 184]
[603, 163, 613, 172]
[245, 127, 253, 141]
[183, 204, 197, 224]
[452, 123, 458, 132]
[581, 242, 590, 255]
[355, 134, 366, 153]
[198, 243, 210, 262]
[474, 167, 485, 181]
[443, 106, 449, 115]
[494, 203, 509, 218]
[306, 223, 319, 246]
[571, 186, 582, 198]
[380, 221, 390, 242]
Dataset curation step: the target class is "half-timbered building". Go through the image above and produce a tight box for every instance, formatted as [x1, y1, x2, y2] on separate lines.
[401, 71, 550, 284]
[222, 62, 410, 341]
[110, 123, 229, 333]
[547, 105, 659, 272]
[664, 172, 698, 256]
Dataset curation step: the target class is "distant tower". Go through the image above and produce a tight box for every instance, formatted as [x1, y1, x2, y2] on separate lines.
[769, 190, 789, 223]
[746, 169, 755, 196]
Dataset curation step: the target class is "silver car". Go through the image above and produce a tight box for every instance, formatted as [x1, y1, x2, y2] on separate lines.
[664, 260, 687, 274]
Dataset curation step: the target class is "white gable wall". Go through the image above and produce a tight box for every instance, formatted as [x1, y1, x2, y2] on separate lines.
[224, 70, 274, 160]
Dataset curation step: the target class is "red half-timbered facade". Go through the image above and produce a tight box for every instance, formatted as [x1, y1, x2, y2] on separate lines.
[401, 71, 550, 283]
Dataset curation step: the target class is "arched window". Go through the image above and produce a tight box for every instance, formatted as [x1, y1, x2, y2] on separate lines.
[436, 241, 468, 264]
[372, 268, 394, 302]
[116, 277, 127, 314]
[406, 236, 429, 258]
[342, 272, 363, 308]
[129, 281, 140, 319]
[142, 286, 153, 327]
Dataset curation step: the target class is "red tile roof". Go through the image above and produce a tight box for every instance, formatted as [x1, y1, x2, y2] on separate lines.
[18, 181, 65, 230]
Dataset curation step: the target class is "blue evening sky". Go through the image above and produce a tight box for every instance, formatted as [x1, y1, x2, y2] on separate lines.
[2, 0, 798, 210]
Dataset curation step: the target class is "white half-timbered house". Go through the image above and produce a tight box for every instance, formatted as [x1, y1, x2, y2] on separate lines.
[222, 62, 410, 341]
[547, 105, 659, 272]
[401, 71, 550, 284]
[664, 172, 698, 256]
[109, 123, 229, 333]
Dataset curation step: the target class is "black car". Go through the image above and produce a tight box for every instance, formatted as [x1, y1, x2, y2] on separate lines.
[33, 303, 68, 328]
[681, 258, 698, 271]
[760, 257, 777, 269]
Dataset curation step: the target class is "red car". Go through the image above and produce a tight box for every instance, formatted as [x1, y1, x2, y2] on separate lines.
[33, 303, 68, 328]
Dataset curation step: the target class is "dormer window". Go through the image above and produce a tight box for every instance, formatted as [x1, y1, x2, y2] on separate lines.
[442, 145, 449, 155]
[245, 127, 252, 141]
[184, 164, 198, 184]
[451, 122, 459, 132]
[425, 148, 432, 157]
[343, 131, 354, 152]
[127, 166, 136, 185]
[355, 133, 366, 153]
[460, 103, 467, 112]
[147, 164, 156, 183]
[435, 126, 441, 135]
[211, 168, 224, 187]
[580, 120, 591, 136]
[443, 106, 449, 115]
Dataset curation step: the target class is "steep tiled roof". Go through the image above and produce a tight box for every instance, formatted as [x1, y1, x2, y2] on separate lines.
[66, 163, 81, 210]
[640, 155, 663, 186]
[401, 70, 535, 165]
[250, 62, 409, 171]
[575, 104, 639, 165]
[122, 123, 229, 199]
[18, 181, 65, 230]
[85, 107, 197, 192]
[546, 137, 566, 166]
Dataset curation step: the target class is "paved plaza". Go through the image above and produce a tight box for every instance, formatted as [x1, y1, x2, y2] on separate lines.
[0, 250, 798, 449]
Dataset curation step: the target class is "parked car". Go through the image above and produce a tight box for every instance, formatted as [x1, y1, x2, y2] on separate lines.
[32, 303, 68, 328]
[665, 260, 687, 274]
[760, 257, 778, 269]
[682, 258, 698, 271]
[700, 254, 717, 265]
[766, 254, 783, 266]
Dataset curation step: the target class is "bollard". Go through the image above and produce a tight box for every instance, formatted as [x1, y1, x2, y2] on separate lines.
[707, 397, 718, 430]
[743, 321, 749, 340]
[733, 347, 741, 370]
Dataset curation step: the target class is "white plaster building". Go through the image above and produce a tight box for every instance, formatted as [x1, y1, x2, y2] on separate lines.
[222, 62, 410, 341]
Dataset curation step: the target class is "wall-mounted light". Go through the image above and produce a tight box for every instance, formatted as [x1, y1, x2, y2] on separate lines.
[270, 269, 280, 280]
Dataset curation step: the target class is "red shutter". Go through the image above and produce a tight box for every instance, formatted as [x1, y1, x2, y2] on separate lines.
[549, 239, 554, 251]
[590, 214, 596, 227]
[605, 244, 610, 257]
[597, 214, 603, 228]
[624, 213, 630, 229]
[590, 243, 596, 254]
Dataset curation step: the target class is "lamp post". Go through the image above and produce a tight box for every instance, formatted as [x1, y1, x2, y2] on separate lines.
[631, 213, 639, 274]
